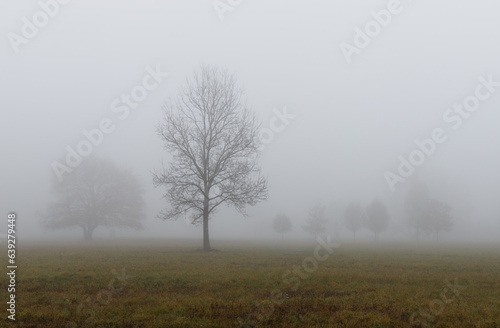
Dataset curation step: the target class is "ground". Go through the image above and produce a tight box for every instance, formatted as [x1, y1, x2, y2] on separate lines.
[1, 239, 499, 327]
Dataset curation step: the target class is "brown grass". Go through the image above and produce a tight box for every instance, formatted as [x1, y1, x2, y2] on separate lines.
[0, 239, 499, 327]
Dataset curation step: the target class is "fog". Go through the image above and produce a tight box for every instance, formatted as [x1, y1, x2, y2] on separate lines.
[1, 0, 499, 243]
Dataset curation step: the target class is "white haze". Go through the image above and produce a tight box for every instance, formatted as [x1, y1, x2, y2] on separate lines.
[1, 0, 499, 242]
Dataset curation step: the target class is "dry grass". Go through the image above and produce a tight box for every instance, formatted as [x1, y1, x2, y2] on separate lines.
[1, 239, 499, 327]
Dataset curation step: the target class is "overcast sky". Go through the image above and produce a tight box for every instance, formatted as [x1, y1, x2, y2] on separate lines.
[1, 0, 499, 242]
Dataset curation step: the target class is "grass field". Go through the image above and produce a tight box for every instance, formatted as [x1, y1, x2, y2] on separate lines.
[1, 239, 499, 327]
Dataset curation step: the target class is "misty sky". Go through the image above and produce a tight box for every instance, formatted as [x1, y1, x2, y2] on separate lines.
[1, 0, 499, 242]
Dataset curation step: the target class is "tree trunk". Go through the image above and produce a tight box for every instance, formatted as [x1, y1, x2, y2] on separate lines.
[83, 227, 94, 241]
[203, 195, 211, 252]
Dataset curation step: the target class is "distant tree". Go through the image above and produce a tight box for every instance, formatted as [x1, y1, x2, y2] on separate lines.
[302, 205, 328, 239]
[42, 158, 145, 241]
[152, 65, 268, 251]
[427, 199, 453, 241]
[329, 201, 344, 240]
[364, 199, 390, 241]
[406, 180, 455, 240]
[344, 202, 364, 241]
[273, 214, 292, 240]
[405, 180, 431, 240]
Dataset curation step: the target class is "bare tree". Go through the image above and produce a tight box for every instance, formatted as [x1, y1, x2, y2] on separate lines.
[273, 214, 292, 240]
[364, 199, 390, 241]
[329, 200, 344, 240]
[42, 158, 145, 241]
[153, 65, 268, 251]
[302, 205, 328, 239]
[344, 202, 364, 241]
[405, 181, 454, 241]
[405, 180, 431, 240]
[427, 199, 453, 241]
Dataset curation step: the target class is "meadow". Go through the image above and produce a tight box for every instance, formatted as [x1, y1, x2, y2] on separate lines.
[1, 239, 499, 327]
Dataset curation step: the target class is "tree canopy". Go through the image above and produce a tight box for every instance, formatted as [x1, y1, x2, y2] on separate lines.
[42, 157, 145, 241]
[344, 202, 364, 241]
[364, 199, 390, 241]
[302, 205, 328, 239]
[273, 214, 292, 239]
[405, 180, 453, 240]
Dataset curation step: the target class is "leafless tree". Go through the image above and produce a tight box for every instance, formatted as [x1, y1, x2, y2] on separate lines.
[153, 65, 268, 251]
[42, 158, 145, 241]
[364, 199, 390, 241]
[344, 202, 364, 241]
[302, 205, 328, 239]
[427, 199, 453, 241]
[273, 214, 292, 240]
[329, 201, 344, 240]
[405, 180, 431, 240]
[405, 181, 454, 241]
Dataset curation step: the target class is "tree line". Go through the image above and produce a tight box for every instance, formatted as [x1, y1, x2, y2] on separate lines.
[41, 65, 453, 248]
[272, 181, 453, 242]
